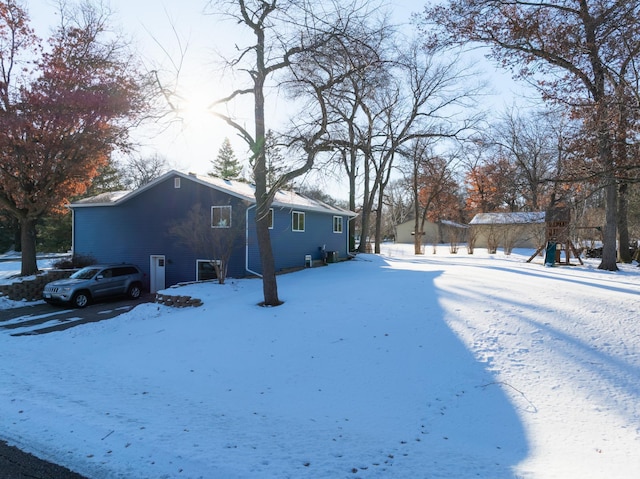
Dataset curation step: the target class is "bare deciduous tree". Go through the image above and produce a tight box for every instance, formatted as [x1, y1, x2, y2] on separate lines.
[404, 139, 460, 255]
[362, 41, 481, 254]
[383, 179, 414, 242]
[120, 153, 172, 189]
[168, 203, 245, 285]
[466, 224, 479, 254]
[422, 0, 640, 271]
[491, 108, 560, 211]
[206, 0, 382, 305]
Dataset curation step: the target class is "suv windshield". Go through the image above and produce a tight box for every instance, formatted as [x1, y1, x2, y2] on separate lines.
[70, 267, 101, 280]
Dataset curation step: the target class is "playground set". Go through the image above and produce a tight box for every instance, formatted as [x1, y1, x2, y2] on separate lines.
[527, 207, 584, 266]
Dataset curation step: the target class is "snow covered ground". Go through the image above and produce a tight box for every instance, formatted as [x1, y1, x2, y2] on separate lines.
[1, 245, 639, 479]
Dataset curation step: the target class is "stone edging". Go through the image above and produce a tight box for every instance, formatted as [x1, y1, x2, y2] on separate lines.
[0, 270, 75, 302]
[154, 293, 203, 308]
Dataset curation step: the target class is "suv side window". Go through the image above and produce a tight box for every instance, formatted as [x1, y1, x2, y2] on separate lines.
[100, 269, 113, 278]
[114, 266, 138, 276]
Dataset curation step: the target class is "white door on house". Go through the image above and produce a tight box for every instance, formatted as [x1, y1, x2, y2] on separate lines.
[150, 255, 166, 293]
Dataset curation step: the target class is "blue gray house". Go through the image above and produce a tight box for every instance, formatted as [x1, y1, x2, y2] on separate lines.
[70, 170, 356, 292]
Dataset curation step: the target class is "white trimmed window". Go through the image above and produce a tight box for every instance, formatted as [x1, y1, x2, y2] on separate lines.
[196, 260, 220, 281]
[174, 177, 181, 188]
[292, 211, 305, 232]
[211, 206, 232, 228]
[333, 216, 343, 233]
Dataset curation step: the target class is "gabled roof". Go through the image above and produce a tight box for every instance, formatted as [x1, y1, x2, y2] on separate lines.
[72, 190, 130, 204]
[71, 170, 356, 217]
[441, 219, 469, 229]
[469, 212, 545, 225]
[397, 218, 468, 229]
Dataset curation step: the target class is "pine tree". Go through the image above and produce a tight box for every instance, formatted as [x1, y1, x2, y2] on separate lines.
[209, 138, 242, 179]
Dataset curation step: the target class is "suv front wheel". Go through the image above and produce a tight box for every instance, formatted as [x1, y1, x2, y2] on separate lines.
[72, 291, 91, 308]
[127, 283, 142, 299]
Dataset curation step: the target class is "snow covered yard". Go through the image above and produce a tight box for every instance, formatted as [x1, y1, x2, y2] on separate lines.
[0, 245, 639, 478]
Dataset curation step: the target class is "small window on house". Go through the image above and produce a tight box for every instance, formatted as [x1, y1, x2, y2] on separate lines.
[292, 211, 305, 232]
[174, 177, 181, 189]
[333, 216, 343, 233]
[212, 205, 232, 228]
[197, 259, 220, 281]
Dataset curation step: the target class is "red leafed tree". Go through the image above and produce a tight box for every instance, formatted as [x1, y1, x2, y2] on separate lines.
[406, 140, 462, 254]
[418, 160, 461, 224]
[0, 1, 147, 276]
[465, 157, 518, 215]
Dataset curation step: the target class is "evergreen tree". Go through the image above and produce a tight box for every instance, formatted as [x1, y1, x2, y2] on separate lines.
[86, 161, 127, 196]
[248, 130, 293, 189]
[209, 138, 242, 179]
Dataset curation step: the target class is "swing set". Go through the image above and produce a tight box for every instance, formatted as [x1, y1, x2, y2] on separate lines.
[527, 207, 584, 266]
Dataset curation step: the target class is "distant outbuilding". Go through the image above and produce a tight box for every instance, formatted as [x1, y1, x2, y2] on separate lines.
[469, 212, 546, 253]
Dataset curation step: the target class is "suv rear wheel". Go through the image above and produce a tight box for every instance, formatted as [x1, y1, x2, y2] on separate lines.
[72, 291, 91, 308]
[127, 283, 142, 299]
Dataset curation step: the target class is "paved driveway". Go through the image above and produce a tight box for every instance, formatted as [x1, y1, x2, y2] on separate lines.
[0, 294, 153, 336]
[0, 296, 152, 476]
[0, 439, 88, 479]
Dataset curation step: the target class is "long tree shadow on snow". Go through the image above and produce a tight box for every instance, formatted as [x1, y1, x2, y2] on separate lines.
[285, 255, 529, 477]
[427, 257, 640, 427]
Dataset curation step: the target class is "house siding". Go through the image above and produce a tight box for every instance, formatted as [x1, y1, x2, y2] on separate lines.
[72, 172, 354, 287]
[246, 206, 351, 275]
[72, 174, 247, 288]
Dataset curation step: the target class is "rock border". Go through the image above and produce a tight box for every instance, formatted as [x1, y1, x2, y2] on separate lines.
[0, 270, 75, 302]
[154, 293, 203, 308]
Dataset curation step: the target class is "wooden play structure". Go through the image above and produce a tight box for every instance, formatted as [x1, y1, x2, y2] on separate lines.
[527, 207, 583, 265]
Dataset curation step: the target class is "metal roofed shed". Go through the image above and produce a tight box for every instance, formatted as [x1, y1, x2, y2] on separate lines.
[468, 212, 546, 254]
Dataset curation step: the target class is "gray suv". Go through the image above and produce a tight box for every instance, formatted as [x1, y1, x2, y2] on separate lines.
[43, 264, 144, 308]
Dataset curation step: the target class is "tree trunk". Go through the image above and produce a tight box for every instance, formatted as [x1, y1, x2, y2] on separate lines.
[411, 156, 421, 255]
[596, 95, 618, 271]
[599, 180, 619, 271]
[347, 151, 357, 252]
[254, 168, 281, 307]
[20, 216, 38, 276]
[374, 191, 384, 254]
[613, 91, 631, 264]
[413, 224, 423, 255]
[256, 201, 281, 305]
[358, 210, 369, 253]
[252, 19, 281, 306]
[357, 154, 372, 253]
[617, 182, 631, 263]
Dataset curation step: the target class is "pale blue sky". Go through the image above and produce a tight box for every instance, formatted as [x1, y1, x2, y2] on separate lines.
[26, 1, 526, 196]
